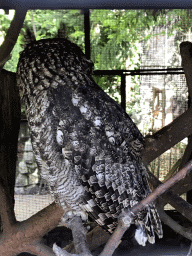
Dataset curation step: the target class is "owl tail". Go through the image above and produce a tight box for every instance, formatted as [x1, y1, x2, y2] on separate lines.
[135, 206, 163, 246]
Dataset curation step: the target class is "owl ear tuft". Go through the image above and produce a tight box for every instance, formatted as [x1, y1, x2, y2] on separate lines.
[22, 25, 36, 48]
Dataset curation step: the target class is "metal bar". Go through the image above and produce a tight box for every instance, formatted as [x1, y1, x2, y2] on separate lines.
[93, 67, 184, 74]
[128, 72, 185, 75]
[93, 70, 184, 76]
[93, 70, 125, 76]
[1, 0, 192, 10]
[121, 74, 126, 111]
[84, 9, 90, 60]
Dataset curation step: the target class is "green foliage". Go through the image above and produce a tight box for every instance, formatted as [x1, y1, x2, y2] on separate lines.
[0, 12, 10, 33]
[0, 10, 23, 73]
[93, 75, 121, 103]
[126, 77, 141, 115]
[1, 9, 192, 116]
[1, 10, 85, 73]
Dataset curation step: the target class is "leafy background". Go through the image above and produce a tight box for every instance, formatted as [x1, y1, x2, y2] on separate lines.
[0, 9, 191, 116]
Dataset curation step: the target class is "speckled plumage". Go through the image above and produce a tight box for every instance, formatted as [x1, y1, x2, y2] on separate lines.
[16, 38, 162, 245]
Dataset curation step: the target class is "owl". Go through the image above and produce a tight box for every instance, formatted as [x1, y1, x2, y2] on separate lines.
[16, 38, 163, 254]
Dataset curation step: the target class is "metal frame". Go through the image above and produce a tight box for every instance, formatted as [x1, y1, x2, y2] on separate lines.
[1, 0, 192, 9]
[93, 68, 185, 110]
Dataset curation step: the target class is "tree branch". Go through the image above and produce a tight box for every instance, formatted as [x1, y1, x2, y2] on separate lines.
[132, 160, 192, 216]
[179, 136, 192, 170]
[0, 202, 64, 256]
[25, 242, 56, 256]
[146, 166, 192, 222]
[0, 184, 16, 234]
[0, 8, 27, 71]
[158, 207, 192, 241]
[143, 106, 192, 164]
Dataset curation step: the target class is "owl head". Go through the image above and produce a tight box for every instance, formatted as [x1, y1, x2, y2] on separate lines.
[16, 38, 94, 100]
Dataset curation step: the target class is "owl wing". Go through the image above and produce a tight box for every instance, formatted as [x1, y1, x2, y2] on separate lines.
[51, 73, 162, 241]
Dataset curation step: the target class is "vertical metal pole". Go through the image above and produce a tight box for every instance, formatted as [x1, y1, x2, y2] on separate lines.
[121, 74, 126, 111]
[83, 9, 90, 60]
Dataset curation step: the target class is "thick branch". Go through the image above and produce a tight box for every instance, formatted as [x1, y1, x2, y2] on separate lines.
[65, 226, 110, 253]
[131, 160, 192, 216]
[0, 202, 64, 256]
[143, 106, 192, 163]
[147, 166, 192, 222]
[158, 207, 192, 241]
[0, 184, 16, 235]
[159, 191, 192, 222]
[0, 69, 20, 234]
[179, 136, 192, 170]
[23, 242, 56, 256]
[0, 9, 27, 70]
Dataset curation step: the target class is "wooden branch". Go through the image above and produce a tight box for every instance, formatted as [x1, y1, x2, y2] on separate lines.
[65, 226, 110, 253]
[0, 69, 20, 238]
[131, 160, 192, 216]
[178, 41, 192, 181]
[163, 158, 182, 182]
[170, 174, 192, 197]
[143, 106, 192, 164]
[179, 136, 192, 170]
[99, 217, 129, 256]
[0, 69, 21, 201]
[0, 202, 64, 256]
[0, 8, 27, 71]
[158, 207, 192, 241]
[0, 184, 16, 235]
[56, 216, 92, 255]
[158, 191, 192, 222]
[142, 40, 192, 227]
[147, 166, 192, 223]
[25, 242, 56, 256]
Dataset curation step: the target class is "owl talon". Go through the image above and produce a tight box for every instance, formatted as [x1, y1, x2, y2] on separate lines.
[53, 243, 71, 256]
[61, 210, 88, 225]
